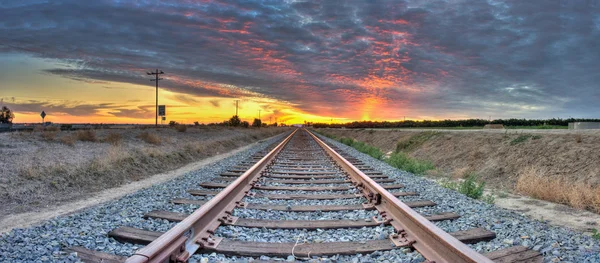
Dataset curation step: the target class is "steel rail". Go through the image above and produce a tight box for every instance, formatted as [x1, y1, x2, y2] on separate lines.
[306, 129, 494, 263]
[126, 129, 298, 263]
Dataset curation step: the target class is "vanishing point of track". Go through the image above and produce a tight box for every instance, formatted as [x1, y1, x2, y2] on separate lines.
[71, 128, 542, 263]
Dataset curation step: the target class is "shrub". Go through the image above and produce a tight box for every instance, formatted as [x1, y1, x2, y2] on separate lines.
[441, 173, 486, 200]
[76, 130, 97, 142]
[457, 173, 486, 199]
[339, 137, 354, 146]
[241, 121, 250, 128]
[229, 115, 241, 127]
[59, 135, 76, 146]
[252, 118, 262, 127]
[137, 131, 161, 145]
[104, 132, 122, 145]
[33, 125, 45, 132]
[386, 152, 434, 175]
[175, 124, 187, 132]
[41, 131, 57, 141]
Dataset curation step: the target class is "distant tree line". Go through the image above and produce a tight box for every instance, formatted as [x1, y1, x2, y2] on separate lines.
[203, 115, 280, 128]
[312, 118, 600, 129]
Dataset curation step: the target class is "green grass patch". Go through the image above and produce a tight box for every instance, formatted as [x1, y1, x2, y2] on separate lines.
[441, 173, 486, 199]
[510, 134, 540, 145]
[386, 152, 434, 175]
[395, 131, 439, 152]
[592, 229, 600, 240]
[337, 137, 384, 160]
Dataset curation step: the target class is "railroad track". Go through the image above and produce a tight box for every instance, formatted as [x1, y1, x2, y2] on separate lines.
[70, 128, 542, 262]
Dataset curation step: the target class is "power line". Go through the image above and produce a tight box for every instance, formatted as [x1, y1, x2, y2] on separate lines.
[147, 69, 164, 127]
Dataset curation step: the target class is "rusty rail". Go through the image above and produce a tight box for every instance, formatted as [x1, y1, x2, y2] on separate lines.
[126, 129, 297, 263]
[306, 129, 494, 263]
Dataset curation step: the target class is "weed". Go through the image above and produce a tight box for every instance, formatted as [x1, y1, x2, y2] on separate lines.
[440, 178, 458, 190]
[592, 229, 600, 240]
[368, 129, 375, 134]
[481, 194, 495, 204]
[395, 131, 439, 152]
[138, 131, 161, 145]
[76, 130, 97, 142]
[575, 134, 582, 143]
[497, 191, 509, 198]
[442, 173, 486, 199]
[337, 137, 384, 160]
[510, 134, 532, 145]
[531, 135, 542, 140]
[457, 173, 486, 199]
[386, 152, 434, 175]
[104, 132, 122, 145]
[339, 137, 354, 146]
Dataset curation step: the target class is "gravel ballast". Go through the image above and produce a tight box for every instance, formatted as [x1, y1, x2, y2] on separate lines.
[1, 130, 599, 263]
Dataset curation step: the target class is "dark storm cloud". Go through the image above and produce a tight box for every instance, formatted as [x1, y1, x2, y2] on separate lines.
[1, 0, 599, 119]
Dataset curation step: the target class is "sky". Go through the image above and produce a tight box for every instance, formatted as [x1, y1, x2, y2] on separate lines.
[1, 0, 599, 124]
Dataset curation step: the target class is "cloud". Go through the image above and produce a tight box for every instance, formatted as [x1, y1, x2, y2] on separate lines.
[209, 100, 220, 108]
[1, 0, 599, 119]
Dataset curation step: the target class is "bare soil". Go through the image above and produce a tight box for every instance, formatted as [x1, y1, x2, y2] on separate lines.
[0, 127, 290, 218]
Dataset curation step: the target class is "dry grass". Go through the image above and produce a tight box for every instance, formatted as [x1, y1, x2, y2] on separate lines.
[175, 125, 187, 133]
[40, 131, 58, 141]
[104, 132, 122, 145]
[33, 125, 45, 132]
[575, 134, 582, 143]
[59, 135, 76, 146]
[137, 131, 161, 145]
[516, 166, 600, 213]
[46, 126, 61, 132]
[76, 130, 97, 142]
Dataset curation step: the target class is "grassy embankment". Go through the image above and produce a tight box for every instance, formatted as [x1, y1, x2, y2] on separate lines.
[316, 130, 493, 203]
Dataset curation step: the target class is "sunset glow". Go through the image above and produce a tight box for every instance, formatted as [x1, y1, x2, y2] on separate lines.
[1, 1, 598, 124]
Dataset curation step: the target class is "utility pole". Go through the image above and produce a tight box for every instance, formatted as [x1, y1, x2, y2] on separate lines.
[234, 100, 240, 116]
[147, 69, 165, 127]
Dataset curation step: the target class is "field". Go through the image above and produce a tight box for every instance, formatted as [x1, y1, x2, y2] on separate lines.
[316, 128, 600, 213]
[0, 126, 289, 218]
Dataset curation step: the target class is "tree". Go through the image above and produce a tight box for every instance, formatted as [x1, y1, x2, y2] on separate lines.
[252, 118, 262, 127]
[0, 106, 15, 124]
[229, 115, 241, 127]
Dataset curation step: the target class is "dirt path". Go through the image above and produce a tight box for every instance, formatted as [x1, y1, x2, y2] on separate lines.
[0, 138, 266, 234]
